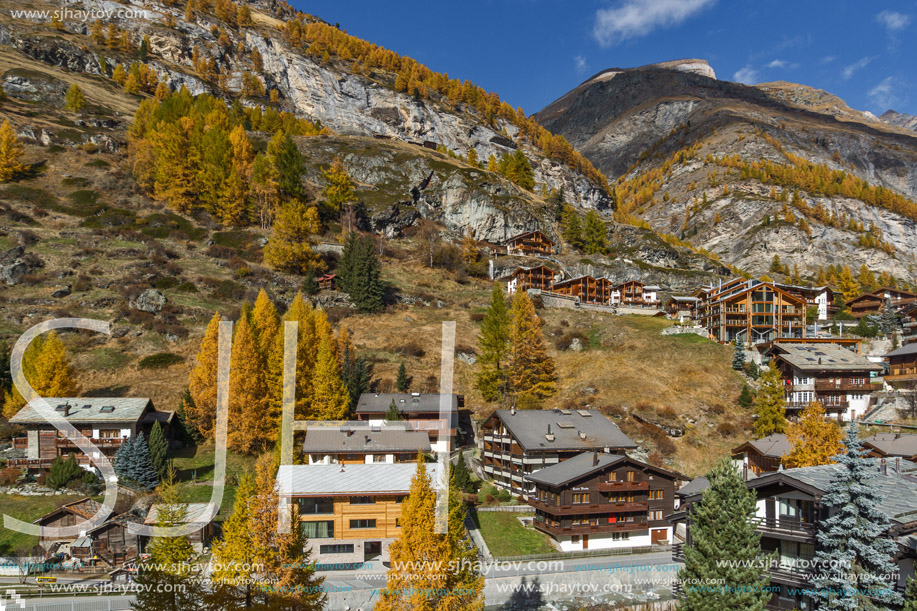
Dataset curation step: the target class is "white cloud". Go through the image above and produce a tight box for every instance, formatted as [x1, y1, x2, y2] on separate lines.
[820, 55, 836, 65]
[766, 59, 787, 69]
[593, 0, 717, 47]
[842, 56, 875, 80]
[868, 76, 900, 110]
[733, 65, 758, 85]
[876, 10, 911, 32]
[574, 55, 589, 74]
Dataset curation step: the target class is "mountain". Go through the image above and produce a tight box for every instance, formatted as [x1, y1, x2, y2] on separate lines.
[881, 110, 917, 133]
[534, 62, 917, 283]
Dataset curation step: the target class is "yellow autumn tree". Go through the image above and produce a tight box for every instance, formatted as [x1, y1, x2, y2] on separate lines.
[263, 199, 323, 273]
[2, 331, 80, 419]
[0, 119, 25, 183]
[219, 125, 255, 225]
[64, 84, 86, 112]
[266, 292, 317, 420]
[152, 117, 198, 213]
[320, 157, 355, 213]
[783, 402, 843, 468]
[209, 472, 257, 606]
[309, 333, 349, 420]
[250, 288, 279, 361]
[187, 312, 221, 440]
[508, 290, 556, 409]
[228, 316, 272, 454]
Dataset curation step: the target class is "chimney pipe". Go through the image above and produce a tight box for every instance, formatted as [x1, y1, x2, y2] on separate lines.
[63, 403, 70, 417]
[743, 462, 748, 482]
[511, 406, 516, 416]
[881, 458, 887, 475]
[896, 457, 901, 474]
[593, 452, 598, 467]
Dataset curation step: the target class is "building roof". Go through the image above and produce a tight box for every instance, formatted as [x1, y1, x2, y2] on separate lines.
[644, 285, 662, 291]
[675, 476, 710, 498]
[526, 452, 626, 486]
[144, 503, 215, 526]
[552, 275, 600, 289]
[10, 398, 153, 425]
[35, 498, 103, 524]
[863, 434, 917, 458]
[491, 408, 637, 452]
[505, 230, 554, 245]
[886, 343, 917, 358]
[302, 428, 431, 453]
[770, 343, 882, 372]
[276, 463, 440, 496]
[355, 393, 459, 415]
[732, 433, 793, 458]
[669, 296, 700, 303]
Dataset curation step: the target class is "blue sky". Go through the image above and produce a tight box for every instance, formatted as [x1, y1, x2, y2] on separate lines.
[291, 0, 917, 117]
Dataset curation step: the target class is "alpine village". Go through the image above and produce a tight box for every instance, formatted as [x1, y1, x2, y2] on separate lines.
[1, 1, 917, 610]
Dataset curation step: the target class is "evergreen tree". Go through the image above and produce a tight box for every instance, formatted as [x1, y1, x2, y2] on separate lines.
[64, 84, 86, 112]
[582, 209, 607, 254]
[268, 131, 305, 201]
[561, 205, 584, 251]
[810, 423, 903, 609]
[148, 420, 169, 479]
[309, 333, 350, 420]
[878, 297, 899, 336]
[452, 451, 476, 493]
[738, 384, 754, 409]
[263, 199, 323, 274]
[338, 328, 371, 414]
[753, 362, 787, 438]
[678, 458, 772, 611]
[196, 126, 231, 214]
[770, 254, 783, 273]
[229, 316, 272, 454]
[187, 312, 221, 440]
[302, 269, 319, 295]
[337, 233, 384, 313]
[509, 290, 556, 408]
[396, 362, 410, 392]
[145, 465, 195, 572]
[47, 455, 82, 490]
[386, 399, 402, 421]
[0, 119, 25, 183]
[475, 284, 510, 402]
[139, 36, 149, 62]
[783, 402, 842, 468]
[732, 338, 745, 371]
[115, 432, 160, 490]
[903, 576, 917, 611]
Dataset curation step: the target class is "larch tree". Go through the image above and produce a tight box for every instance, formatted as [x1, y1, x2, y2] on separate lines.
[475, 283, 510, 402]
[810, 422, 903, 610]
[0, 118, 25, 182]
[309, 333, 350, 420]
[752, 361, 787, 438]
[209, 472, 258, 608]
[3, 331, 79, 418]
[197, 127, 231, 215]
[582, 209, 608, 254]
[678, 457, 772, 611]
[187, 312, 222, 441]
[64, 84, 86, 112]
[152, 117, 198, 213]
[252, 151, 280, 228]
[509, 290, 556, 409]
[228, 316, 272, 454]
[219, 124, 255, 225]
[263, 199, 323, 274]
[320, 157, 355, 215]
[267, 292, 317, 420]
[783, 402, 843, 468]
[250, 288, 280, 362]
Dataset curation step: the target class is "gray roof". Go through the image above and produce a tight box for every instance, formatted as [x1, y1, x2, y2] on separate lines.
[670, 296, 700, 303]
[886, 343, 917, 358]
[751, 460, 917, 522]
[526, 452, 626, 486]
[771, 343, 882, 372]
[276, 463, 440, 496]
[302, 429, 431, 453]
[10, 398, 153, 424]
[738, 434, 794, 458]
[676, 476, 710, 498]
[863, 434, 917, 458]
[355, 393, 459, 415]
[493, 408, 636, 452]
[145, 503, 215, 526]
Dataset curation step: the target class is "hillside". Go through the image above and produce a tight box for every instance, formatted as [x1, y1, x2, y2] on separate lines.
[534, 63, 917, 284]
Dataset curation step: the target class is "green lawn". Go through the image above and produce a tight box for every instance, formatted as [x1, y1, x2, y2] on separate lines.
[0, 495, 94, 555]
[170, 442, 258, 483]
[471, 510, 555, 558]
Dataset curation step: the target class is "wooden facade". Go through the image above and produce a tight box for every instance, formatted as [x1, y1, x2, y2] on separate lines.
[700, 280, 806, 345]
[506, 265, 556, 294]
[35, 499, 143, 567]
[731, 434, 793, 476]
[847, 287, 917, 318]
[550, 276, 611, 305]
[504, 230, 554, 256]
[611, 280, 658, 306]
[317, 274, 336, 290]
[886, 344, 917, 384]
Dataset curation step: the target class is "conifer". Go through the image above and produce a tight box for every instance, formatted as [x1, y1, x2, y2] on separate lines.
[338, 328, 372, 413]
[476, 283, 510, 402]
[509, 290, 556, 408]
[114, 432, 160, 490]
[0, 119, 25, 183]
[146, 465, 194, 569]
[396, 362, 410, 392]
[582, 209, 607, 254]
[64, 84, 86, 112]
[229, 316, 272, 454]
[250, 288, 280, 361]
[738, 384, 754, 409]
[732, 337, 745, 370]
[148, 420, 169, 478]
[3, 331, 80, 418]
[385, 399, 402, 421]
[187, 312, 221, 440]
[152, 117, 198, 212]
[268, 131, 305, 200]
[337, 232, 385, 313]
[752, 362, 787, 438]
[320, 157, 355, 213]
[263, 199, 323, 273]
[309, 333, 349, 420]
[783, 402, 842, 468]
[210, 472, 257, 606]
[561, 205, 584, 251]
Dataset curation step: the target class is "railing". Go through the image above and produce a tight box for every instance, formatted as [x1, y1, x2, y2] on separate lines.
[527, 498, 648, 515]
[597, 480, 650, 492]
[533, 519, 648, 537]
[813, 380, 873, 392]
[672, 542, 685, 562]
[751, 517, 816, 537]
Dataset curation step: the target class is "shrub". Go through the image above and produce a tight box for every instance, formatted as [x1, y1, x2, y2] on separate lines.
[717, 421, 741, 436]
[175, 281, 198, 293]
[153, 276, 179, 290]
[0, 467, 22, 486]
[392, 341, 425, 358]
[48, 455, 83, 490]
[554, 331, 588, 351]
[138, 352, 184, 370]
[85, 159, 110, 168]
[72, 275, 92, 292]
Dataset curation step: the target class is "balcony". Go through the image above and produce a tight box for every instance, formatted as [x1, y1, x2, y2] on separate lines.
[528, 497, 648, 515]
[534, 519, 648, 537]
[886, 367, 917, 382]
[813, 380, 873, 392]
[597, 480, 650, 492]
[56, 437, 124, 448]
[752, 517, 816, 539]
[12, 437, 27, 449]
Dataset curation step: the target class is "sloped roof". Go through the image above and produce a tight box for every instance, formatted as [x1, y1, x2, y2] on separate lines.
[10, 398, 152, 424]
[145, 503, 215, 526]
[355, 393, 459, 415]
[526, 452, 625, 486]
[863, 434, 917, 458]
[732, 433, 794, 458]
[302, 428, 431, 453]
[492, 408, 637, 452]
[35, 498, 103, 524]
[886, 343, 917, 358]
[771, 343, 882, 372]
[276, 463, 440, 496]
[676, 476, 710, 498]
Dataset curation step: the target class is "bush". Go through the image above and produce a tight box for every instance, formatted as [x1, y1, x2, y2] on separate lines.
[138, 352, 184, 370]
[392, 341, 425, 358]
[153, 276, 179, 290]
[48, 455, 83, 490]
[717, 421, 741, 436]
[73, 275, 92, 292]
[0, 467, 22, 486]
[554, 331, 588, 351]
[175, 281, 198, 293]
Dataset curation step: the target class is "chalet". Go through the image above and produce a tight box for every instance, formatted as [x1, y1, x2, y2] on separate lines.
[667, 296, 700, 323]
[846, 287, 917, 318]
[773, 283, 834, 321]
[731, 434, 793, 476]
[759, 336, 863, 356]
[8, 398, 173, 471]
[698, 279, 807, 345]
[886, 343, 917, 386]
[610, 280, 659, 307]
[276, 462, 439, 564]
[144, 503, 214, 552]
[863, 433, 917, 461]
[505, 265, 557, 294]
[35, 498, 144, 567]
[767, 343, 881, 420]
[354, 393, 461, 452]
[317, 274, 336, 290]
[503, 230, 555, 256]
[900, 303, 917, 345]
[526, 452, 684, 551]
[550, 275, 612, 305]
[302, 428, 431, 465]
[479, 408, 637, 496]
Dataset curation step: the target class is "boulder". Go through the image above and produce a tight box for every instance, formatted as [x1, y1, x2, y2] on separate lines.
[130, 289, 167, 313]
[51, 285, 71, 298]
[569, 337, 584, 351]
[0, 246, 44, 285]
[457, 352, 477, 365]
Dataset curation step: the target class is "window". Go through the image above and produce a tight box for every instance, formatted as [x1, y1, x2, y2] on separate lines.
[649, 490, 664, 500]
[98, 429, 120, 439]
[350, 496, 375, 505]
[572, 493, 589, 504]
[611, 532, 630, 541]
[372, 454, 387, 463]
[626, 471, 635, 482]
[319, 544, 354, 554]
[301, 521, 334, 538]
[648, 510, 663, 520]
[298, 497, 334, 515]
[395, 518, 400, 528]
[349, 519, 376, 529]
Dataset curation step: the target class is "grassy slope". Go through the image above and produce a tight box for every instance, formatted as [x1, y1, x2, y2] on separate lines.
[471, 511, 555, 557]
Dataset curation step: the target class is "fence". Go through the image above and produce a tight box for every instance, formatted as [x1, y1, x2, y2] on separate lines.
[494, 543, 673, 563]
[0, 598, 133, 611]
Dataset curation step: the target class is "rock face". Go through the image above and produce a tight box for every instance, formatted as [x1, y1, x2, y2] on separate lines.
[881, 110, 917, 133]
[0, 246, 44, 285]
[130, 289, 167, 314]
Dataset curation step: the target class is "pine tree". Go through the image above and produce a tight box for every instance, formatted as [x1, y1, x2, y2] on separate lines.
[115, 432, 160, 490]
[732, 337, 745, 371]
[903, 576, 917, 611]
[508, 290, 556, 408]
[810, 422, 903, 609]
[738, 384, 754, 409]
[229, 316, 272, 454]
[561, 205, 584, 251]
[148, 420, 168, 479]
[476, 283, 511, 402]
[64, 84, 86, 112]
[753, 362, 787, 438]
[268, 131, 305, 201]
[187, 312, 221, 440]
[386, 399, 402, 421]
[139, 36, 150, 62]
[396, 362, 410, 392]
[0, 119, 25, 183]
[783, 402, 842, 468]
[338, 329, 372, 414]
[337, 232, 385, 313]
[48, 455, 82, 490]
[309, 333, 350, 420]
[878, 297, 899, 336]
[263, 199, 323, 274]
[452, 451, 476, 493]
[770, 254, 783, 273]
[678, 457, 772, 611]
[582, 209, 607, 254]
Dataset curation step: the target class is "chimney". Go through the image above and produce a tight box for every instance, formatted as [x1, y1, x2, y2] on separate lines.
[593, 452, 599, 466]
[579, 431, 587, 440]
[881, 458, 887, 476]
[511, 406, 516, 416]
[347, 429, 354, 437]
[63, 403, 71, 417]
[896, 457, 901, 474]
[340, 464, 346, 473]
[743, 462, 748, 482]
[545, 424, 555, 442]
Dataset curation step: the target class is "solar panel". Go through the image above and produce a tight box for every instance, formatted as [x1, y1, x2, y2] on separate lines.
[556, 421, 574, 428]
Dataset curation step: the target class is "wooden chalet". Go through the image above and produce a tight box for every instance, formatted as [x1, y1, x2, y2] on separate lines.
[504, 230, 554, 256]
[35, 498, 144, 566]
[885, 343, 917, 385]
[667, 296, 700, 322]
[526, 452, 684, 551]
[846, 287, 917, 318]
[699, 279, 806, 345]
[354, 393, 462, 452]
[317, 274, 336, 290]
[302, 428, 431, 465]
[773, 283, 834, 321]
[900, 303, 917, 345]
[550, 275, 612, 305]
[731, 434, 793, 476]
[759, 337, 863, 356]
[863, 434, 917, 462]
[505, 265, 557, 294]
[611, 280, 660, 306]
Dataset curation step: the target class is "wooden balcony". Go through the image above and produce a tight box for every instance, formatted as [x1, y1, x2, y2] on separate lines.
[55, 437, 124, 448]
[597, 480, 650, 492]
[752, 517, 816, 539]
[12, 437, 28, 449]
[534, 519, 648, 537]
[528, 497, 648, 515]
[813, 380, 873, 392]
[886, 367, 917, 382]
